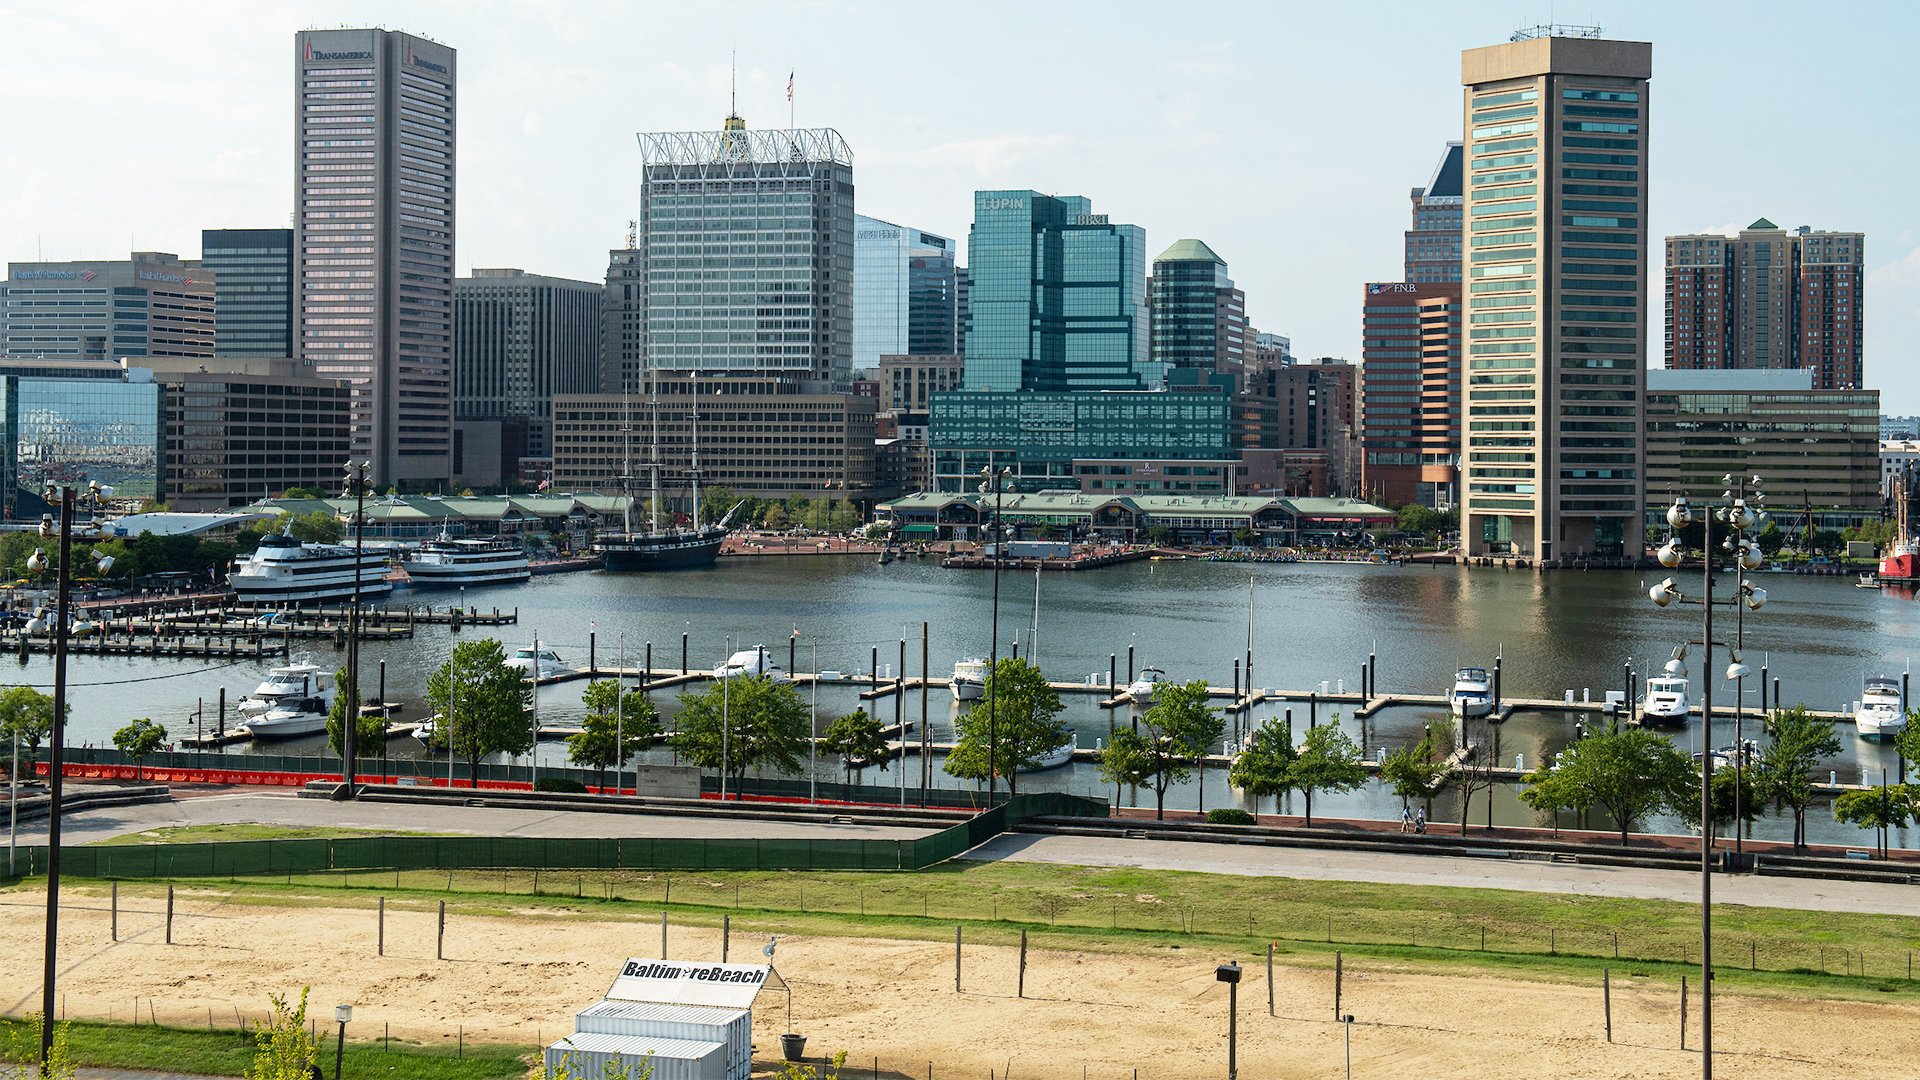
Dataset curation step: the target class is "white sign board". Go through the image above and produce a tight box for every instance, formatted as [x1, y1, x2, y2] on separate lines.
[605, 960, 781, 1010]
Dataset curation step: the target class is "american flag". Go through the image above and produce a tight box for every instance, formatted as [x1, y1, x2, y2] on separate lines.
[787, 70, 794, 101]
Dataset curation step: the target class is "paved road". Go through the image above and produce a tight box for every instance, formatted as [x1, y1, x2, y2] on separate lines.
[11, 789, 935, 845]
[963, 832, 1920, 917]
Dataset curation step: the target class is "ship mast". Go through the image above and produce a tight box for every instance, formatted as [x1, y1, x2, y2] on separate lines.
[620, 379, 634, 536]
[690, 378, 704, 531]
[649, 376, 662, 535]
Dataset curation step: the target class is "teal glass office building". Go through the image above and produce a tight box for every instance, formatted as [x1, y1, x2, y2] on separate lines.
[0, 362, 160, 517]
[963, 191, 1153, 393]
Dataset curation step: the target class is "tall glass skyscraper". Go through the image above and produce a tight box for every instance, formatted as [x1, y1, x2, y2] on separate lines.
[962, 191, 1150, 393]
[853, 214, 957, 370]
[1149, 238, 1247, 375]
[635, 114, 853, 389]
[1459, 32, 1650, 561]
[201, 229, 293, 358]
[294, 28, 456, 488]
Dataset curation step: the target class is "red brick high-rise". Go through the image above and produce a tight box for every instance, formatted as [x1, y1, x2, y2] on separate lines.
[1665, 220, 1864, 389]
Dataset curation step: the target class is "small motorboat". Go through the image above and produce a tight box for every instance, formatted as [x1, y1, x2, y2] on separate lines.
[1640, 658, 1690, 725]
[1126, 666, 1168, 704]
[1026, 732, 1076, 771]
[1855, 676, 1908, 741]
[1449, 666, 1493, 718]
[951, 658, 988, 701]
[506, 645, 569, 680]
[713, 647, 790, 682]
[1856, 573, 1881, 589]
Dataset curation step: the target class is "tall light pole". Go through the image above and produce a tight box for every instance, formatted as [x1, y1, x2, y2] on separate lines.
[979, 463, 1010, 805]
[339, 460, 372, 798]
[1648, 473, 1768, 1080]
[35, 481, 112, 1070]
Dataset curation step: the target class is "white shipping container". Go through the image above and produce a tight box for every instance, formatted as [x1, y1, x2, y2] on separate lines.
[575, 1001, 753, 1080]
[544, 1031, 727, 1080]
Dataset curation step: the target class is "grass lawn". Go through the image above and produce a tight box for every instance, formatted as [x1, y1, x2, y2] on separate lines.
[0, 1016, 531, 1079]
[68, 858, 1920, 1000]
[92, 823, 451, 846]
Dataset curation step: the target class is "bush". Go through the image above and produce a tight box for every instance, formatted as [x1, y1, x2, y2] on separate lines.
[534, 776, 588, 794]
[1205, 808, 1256, 825]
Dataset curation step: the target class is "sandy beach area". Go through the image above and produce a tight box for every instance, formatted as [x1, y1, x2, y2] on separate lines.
[0, 883, 1912, 1078]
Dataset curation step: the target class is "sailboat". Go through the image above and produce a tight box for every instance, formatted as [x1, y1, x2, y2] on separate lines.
[595, 377, 741, 571]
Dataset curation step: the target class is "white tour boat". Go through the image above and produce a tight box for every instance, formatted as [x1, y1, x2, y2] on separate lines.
[713, 647, 790, 682]
[1855, 676, 1907, 741]
[237, 664, 334, 740]
[401, 528, 531, 587]
[1449, 666, 1494, 718]
[1126, 666, 1169, 705]
[950, 658, 988, 701]
[230, 527, 391, 605]
[1640, 658, 1690, 725]
[506, 645, 570, 681]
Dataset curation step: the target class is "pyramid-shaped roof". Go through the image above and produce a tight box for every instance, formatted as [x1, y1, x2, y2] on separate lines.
[1153, 238, 1224, 265]
[1748, 217, 1780, 230]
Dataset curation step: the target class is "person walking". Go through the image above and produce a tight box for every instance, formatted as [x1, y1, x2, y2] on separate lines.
[1401, 806, 1413, 833]
[1415, 807, 1427, 834]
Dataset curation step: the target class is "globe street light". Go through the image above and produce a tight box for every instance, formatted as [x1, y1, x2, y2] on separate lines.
[1648, 472, 1767, 1080]
[37, 481, 112, 1071]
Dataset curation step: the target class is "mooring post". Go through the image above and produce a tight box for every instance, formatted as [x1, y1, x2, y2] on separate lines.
[682, 632, 688, 675]
[1127, 644, 1134, 682]
[589, 631, 596, 674]
[1109, 654, 1116, 690]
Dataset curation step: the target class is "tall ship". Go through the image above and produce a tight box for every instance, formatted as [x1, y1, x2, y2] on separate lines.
[230, 525, 392, 605]
[1880, 462, 1916, 583]
[595, 389, 741, 571]
[401, 526, 531, 587]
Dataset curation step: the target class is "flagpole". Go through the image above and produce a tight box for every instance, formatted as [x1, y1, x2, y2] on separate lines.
[788, 69, 795, 130]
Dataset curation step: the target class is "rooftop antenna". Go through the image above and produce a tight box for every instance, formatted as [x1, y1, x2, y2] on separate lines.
[729, 50, 737, 118]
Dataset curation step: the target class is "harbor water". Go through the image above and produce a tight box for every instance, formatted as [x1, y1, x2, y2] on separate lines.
[22, 555, 1920, 848]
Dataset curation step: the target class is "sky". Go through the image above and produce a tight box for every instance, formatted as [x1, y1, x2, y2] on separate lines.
[3, 0, 1917, 410]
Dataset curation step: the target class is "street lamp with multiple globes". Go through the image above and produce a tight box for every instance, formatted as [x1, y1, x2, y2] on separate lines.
[978, 463, 1011, 805]
[338, 460, 373, 798]
[36, 480, 114, 1071]
[1647, 473, 1769, 1080]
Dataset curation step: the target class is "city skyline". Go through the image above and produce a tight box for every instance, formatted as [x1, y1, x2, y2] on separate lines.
[3, 2, 1917, 409]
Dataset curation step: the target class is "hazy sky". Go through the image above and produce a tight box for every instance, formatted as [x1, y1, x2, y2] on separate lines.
[3, 0, 1916, 409]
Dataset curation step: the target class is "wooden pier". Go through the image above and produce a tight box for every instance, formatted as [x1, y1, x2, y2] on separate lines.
[2, 633, 286, 661]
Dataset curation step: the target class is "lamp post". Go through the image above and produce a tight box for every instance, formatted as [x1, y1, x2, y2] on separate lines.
[979, 463, 1010, 805]
[332, 1004, 352, 1080]
[339, 460, 372, 799]
[35, 481, 112, 1070]
[1216, 962, 1241, 1079]
[1648, 474, 1768, 1080]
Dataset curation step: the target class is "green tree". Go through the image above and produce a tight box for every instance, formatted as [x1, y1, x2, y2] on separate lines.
[828, 498, 860, 533]
[943, 657, 1069, 799]
[567, 679, 659, 790]
[1809, 528, 1843, 555]
[324, 666, 387, 766]
[281, 510, 344, 544]
[245, 988, 318, 1080]
[1833, 784, 1914, 859]
[1121, 680, 1225, 819]
[112, 717, 166, 781]
[1518, 757, 1579, 834]
[761, 504, 789, 531]
[1528, 726, 1695, 846]
[1754, 519, 1785, 555]
[1227, 717, 1296, 821]
[821, 708, 889, 787]
[1287, 720, 1368, 828]
[1892, 711, 1920, 776]
[1753, 706, 1842, 848]
[1144, 524, 1172, 546]
[424, 638, 534, 788]
[1094, 728, 1155, 810]
[668, 675, 811, 796]
[1380, 720, 1450, 820]
[0, 686, 56, 766]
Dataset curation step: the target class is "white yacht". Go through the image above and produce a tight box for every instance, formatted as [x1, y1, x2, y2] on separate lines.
[238, 663, 331, 718]
[506, 645, 570, 680]
[1126, 666, 1169, 705]
[1640, 659, 1690, 725]
[713, 647, 790, 682]
[401, 529, 530, 588]
[1026, 732, 1076, 771]
[950, 658, 988, 701]
[1856, 677, 1907, 741]
[1449, 667, 1493, 718]
[237, 665, 334, 740]
[230, 527, 392, 605]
